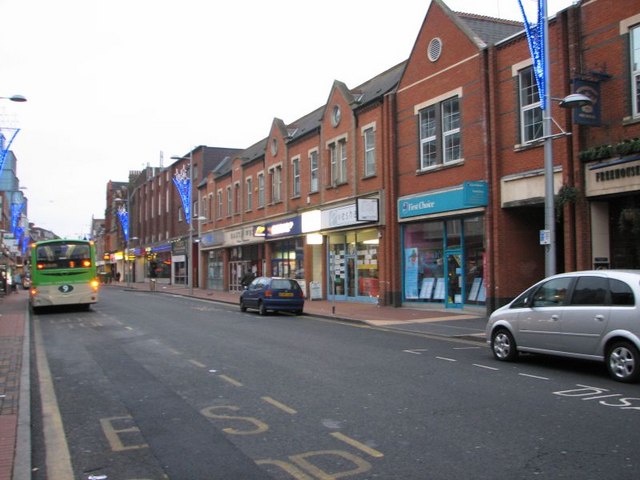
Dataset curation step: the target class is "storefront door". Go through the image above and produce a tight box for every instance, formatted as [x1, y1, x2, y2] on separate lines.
[445, 249, 463, 308]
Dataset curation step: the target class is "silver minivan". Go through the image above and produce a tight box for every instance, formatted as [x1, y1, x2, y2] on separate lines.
[486, 270, 640, 382]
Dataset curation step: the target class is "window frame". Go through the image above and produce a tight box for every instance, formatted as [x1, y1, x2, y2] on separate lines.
[257, 172, 265, 208]
[291, 156, 301, 198]
[518, 66, 543, 144]
[363, 125, 376, 177]
[631, 25, 640, 118]
[417, 93, 462, 170]
[309, 149, 319, 193]
[246, 177, 253, 211]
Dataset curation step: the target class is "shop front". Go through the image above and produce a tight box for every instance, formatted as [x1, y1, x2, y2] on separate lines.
[224, 225, 264, 292]
[200, 230, 224, 290]
[398, 182, 488, 308]
[320, 199, 381, 303]
[585, 155, 640, 269]
[264, 217, 304, 293]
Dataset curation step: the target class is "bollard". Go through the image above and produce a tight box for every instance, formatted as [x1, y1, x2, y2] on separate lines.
[150, 279, 156, 291]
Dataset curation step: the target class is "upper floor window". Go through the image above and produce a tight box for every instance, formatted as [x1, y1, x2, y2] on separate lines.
[631, 25, 640, 117]
[309, 150, 319, 192]
[246, 177, 253, 211]
[226, 186, 232, 216]
[363, 126, 376, 177]
[419, 96, 462, 169]
[216, 190, 223, 219]
[519, 66, 543, 143]
[291, 157, 301, 197]
[271, 165, 282, 203]
[258, 173, 265, 208]
[329, 139, 347, 185]
[234, 183, 241, 214]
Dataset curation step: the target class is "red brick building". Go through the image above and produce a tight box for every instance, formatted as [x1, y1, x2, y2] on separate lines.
[103, 0, 640, 314]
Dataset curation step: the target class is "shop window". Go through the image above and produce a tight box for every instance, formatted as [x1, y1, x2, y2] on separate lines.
[418, 96, 461, 170]
[519, 66, 543, 143]
[632, 25, 640, 118]
[403, 216, 485, 305]
[328, 230, 379, 300]
[271, 238, 304, 279]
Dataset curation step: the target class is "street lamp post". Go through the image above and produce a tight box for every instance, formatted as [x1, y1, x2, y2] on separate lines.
[195, 215, 207, 290]
[171, 152, 194, 295]
[521, 0, 592, 277]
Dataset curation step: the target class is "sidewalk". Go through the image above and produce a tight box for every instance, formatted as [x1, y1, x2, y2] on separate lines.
[0, 292, 29, 480]
[117, 281, 489, 341]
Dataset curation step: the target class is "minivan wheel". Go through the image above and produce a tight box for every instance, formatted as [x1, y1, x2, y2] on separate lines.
[606, 341, 640, 383]
[258, 302, 268, 316]
[240, 300, 247, 312]
[491, 328, 518, 362]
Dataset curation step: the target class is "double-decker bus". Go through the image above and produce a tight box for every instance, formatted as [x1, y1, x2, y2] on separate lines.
[29, 239, 99, 311]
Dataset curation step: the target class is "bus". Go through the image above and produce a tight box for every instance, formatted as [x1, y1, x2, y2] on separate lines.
[29, 239, 99, 311]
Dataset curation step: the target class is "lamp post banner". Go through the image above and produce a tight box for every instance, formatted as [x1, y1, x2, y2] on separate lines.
[173, 165, 191, 224]
[116, 206, 129, 243]
[518, 0, 547, 110]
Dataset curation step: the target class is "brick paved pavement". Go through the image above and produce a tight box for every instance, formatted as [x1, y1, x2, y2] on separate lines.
[0, 292, 28, 480]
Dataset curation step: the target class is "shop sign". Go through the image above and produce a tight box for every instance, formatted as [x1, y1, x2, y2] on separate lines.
[224, 226, 262, 245]
[356, 198, 379, 222]
[200, 230, 224, 247]
[585, 156, 640, 197]
[321, 203, 373, 229]
[265, 217, 301, 239]
[573, 79, 600, 126]
[398, 181, 488, 220]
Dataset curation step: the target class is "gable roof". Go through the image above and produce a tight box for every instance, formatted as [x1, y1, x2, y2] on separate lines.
[454, 12, 523, 47]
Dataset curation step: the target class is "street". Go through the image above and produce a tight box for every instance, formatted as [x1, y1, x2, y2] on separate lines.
[31, 289, 640, 479]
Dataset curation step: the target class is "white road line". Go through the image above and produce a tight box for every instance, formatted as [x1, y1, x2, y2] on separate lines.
[435, 356, 457, 362]
[518, 373, 549, 380]
[473, 364, 499, 370]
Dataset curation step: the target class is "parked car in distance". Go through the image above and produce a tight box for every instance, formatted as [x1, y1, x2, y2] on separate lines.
[486, 270, 640, 383]
[240, 277, 304, 316]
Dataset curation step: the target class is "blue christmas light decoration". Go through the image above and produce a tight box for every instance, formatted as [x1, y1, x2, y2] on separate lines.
[21, 235, 28, 255]
[10, 202, 24, 235]
[0, 128, 20, 177]
[172, 164, 191, 225]
[517, 0, 547, 110]
[116, 205, 129, 243]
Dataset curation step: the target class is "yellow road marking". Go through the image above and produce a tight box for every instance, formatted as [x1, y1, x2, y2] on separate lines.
[219, 374, 243, 386]
[34, 318, 75, 479]
[330, 432, 384, 458]
[262, 396, 297, 414]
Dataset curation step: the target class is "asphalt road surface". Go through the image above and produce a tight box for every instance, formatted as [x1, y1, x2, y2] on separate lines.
[31, 288, 640, 479]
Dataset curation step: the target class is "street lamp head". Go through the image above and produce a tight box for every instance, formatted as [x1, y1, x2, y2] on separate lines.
[558, 93, 593, 109]
[0, 94, 27, 102]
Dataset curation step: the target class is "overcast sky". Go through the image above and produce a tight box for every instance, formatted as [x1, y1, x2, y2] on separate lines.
[1, 0, 575, 239]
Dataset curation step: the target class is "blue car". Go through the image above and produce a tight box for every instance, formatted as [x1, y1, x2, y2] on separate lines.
[240, 277, 304, 315]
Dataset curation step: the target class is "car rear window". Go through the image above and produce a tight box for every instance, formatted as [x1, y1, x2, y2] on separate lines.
[271, 279, 299, 290]
[610, 279, 635, 306]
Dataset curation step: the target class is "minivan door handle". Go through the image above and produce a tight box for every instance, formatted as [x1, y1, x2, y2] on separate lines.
[550, 314, 559, 321]
[595, 314, 605, 322]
